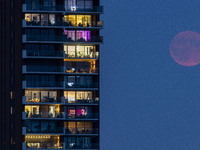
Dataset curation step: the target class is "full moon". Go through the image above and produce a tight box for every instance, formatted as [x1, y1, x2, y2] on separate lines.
[170, 31, 200, 66]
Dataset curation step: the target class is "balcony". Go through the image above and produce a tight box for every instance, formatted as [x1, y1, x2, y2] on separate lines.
[65, 68, 99, 75]
[66, 98, 99, 105]
[23, 142, 98, 150]
[22, 50, 65, 59]
[65, 143, 99, 149]
[22, 96, 65, 104]
[65, 82, 98, 90]
[65, 53, 98, 59]
[22, 65, 65, 74]
[22, 4, 104, 14]
[65, 128, 98, 136]
[22, 50, 99, 59]
[22, 81, 65, 89]
[23, 19, 103, 29]
[23, 142, 65, 150]
[22, 111, 65, 120]
[22, 35, 103, 44]
[22, 127, 65, 135]
[65, 113, 98, 121]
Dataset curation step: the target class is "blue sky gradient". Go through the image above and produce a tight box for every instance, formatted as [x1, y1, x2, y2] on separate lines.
[101, 0, 200, 149]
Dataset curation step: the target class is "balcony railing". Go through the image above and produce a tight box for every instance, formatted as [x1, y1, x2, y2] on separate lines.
[66, 98, 99, 104]
[23, 50, 65, 58]
[23, 65, 65, 73]
[66, 113, 99, 120]
[22, 50, 99, 59]
[23, 142, 65, 150]
[22, 111, 98, 120]
[65, 82, 99, 89]
[23, 81, 65, 89]
[22, 111, 64, 119]
[23, 4, 104, 13]
[65, 128, 98, 135]
[23, 19, 103, 28]
[65, 52, 99, 59]
[23, 35, 103, 44]
[65, 143, 99, 149]
[65, 68, 99, 74]
[23, 127, 64, 134]
[22, 96, 65, 104]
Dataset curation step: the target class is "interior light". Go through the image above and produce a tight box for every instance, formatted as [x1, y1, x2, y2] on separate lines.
[68, 83, 74, 87]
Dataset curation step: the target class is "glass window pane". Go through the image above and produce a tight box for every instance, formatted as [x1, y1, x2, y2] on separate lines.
[31, 14, 40, 23]
[76, 91, 85, 100]
[77, 46, 84, 57]
[77, 122, 84, 133]
[68, 15, 76, 26]
[68, 91, 76, 103]
[84, 15, 91, 27]
[68, 107, 76, 118]
[64, 30, 75, 41]
[68, 122, 76, 134]
[77, 15, 84, 27]
[49, 14, 55, 25]
[41, 14, 48, 26]
[76, 31, 90, 41]
[25, 14, 32, 22]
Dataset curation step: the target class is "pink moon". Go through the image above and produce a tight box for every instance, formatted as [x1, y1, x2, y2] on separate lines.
[170, 31, 200, 66]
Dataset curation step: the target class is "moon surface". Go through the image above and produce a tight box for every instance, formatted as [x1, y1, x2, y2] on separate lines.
[170, 31, 200, 66]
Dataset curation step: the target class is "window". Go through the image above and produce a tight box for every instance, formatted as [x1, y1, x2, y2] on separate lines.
[41, 14, 48, 26]
[77, 122, 84, 133]
[76, 30, 91, 41]
[25, 14, 40, 23]
[68, 107, 76, 118]
[65, 91, 76, 103]
[25, 105, 40, 118]
[49, 14, 55, 25]
[77, 46, 85, 57]
[68, 122, 76, 134]
[67, 76, 75, 87]
[64, 30, 75, 41]
[77, 15, 85, 26]
[64, 45, 76, 57]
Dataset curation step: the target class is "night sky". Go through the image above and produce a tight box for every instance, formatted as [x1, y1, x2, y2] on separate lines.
[101, 0, 200, 149]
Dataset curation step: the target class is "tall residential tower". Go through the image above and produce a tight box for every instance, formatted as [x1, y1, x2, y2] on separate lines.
[0, 0, 103, 149]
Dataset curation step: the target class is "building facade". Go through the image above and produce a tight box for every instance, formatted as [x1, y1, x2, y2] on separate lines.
[0, 0, 103, 149]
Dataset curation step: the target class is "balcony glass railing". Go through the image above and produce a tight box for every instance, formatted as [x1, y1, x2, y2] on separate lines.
[65, 128, 98, 134]
[66, 98, 99, 104]
[25, 112, 64, 119]
[26, 127, 64, 134]
[25, 35, 103, 43]
[24, 96, 64, 104]
[26, 66, 64, 73]
[25, 50, 64, 57]
[66, 143, 99, 149]
[65, 82, 98, 88]
[66, 113, 98, 119]
[65, 68, 99, 74]
[23, 50, 99, 59]
[24, 20, 103, 28]
[23, 4, 103, 13]
[25, 81, 64, 88]
[26, 142, 64, 149]
[65, 52, 99, 59]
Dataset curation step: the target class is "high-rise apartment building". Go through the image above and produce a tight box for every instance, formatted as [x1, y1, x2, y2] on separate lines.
[0, 0, 103, 149]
